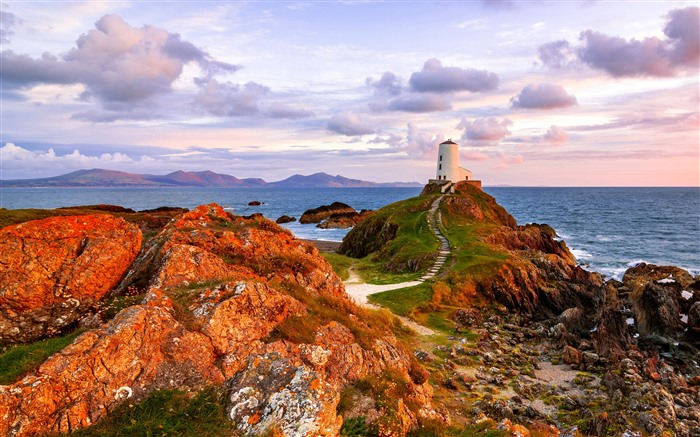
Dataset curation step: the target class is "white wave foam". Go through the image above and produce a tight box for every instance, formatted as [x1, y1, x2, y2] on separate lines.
[571, 248, 593, 259]
[682, 290, 693, 300]
[595, 234, 622, 242]
[626, 259, 649, 267]
[657, 276, 675, 284]
[625, 317, 635, 326]
[681, 314, 688, 324]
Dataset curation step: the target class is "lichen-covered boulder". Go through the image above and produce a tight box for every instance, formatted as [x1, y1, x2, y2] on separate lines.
[0, 214, 141, 344]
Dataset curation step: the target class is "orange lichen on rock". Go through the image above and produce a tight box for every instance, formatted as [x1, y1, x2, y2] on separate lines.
[0, 292, 223, 436]
[0, 203, 437, 436]
[0, 214, 142, 344]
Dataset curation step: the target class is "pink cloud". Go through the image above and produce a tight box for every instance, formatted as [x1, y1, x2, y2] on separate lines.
[0, 14, 237, 119]
[327, 112, 376, 136]
[409, 58, 499, 93]
[457, 117, 513, 143]
[462, 151, 490, 161]
[511, 83, 577, 109]
[541, 6, 699, 78]
[543, 125, 569, 145]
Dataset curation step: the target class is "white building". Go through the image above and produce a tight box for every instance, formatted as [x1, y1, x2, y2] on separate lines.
[435, 139, 472, 182]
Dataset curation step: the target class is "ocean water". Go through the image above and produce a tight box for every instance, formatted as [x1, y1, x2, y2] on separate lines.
[0, 187, 422, 243]
[485, 187, 700, 280]
[1, 186, 698, 279]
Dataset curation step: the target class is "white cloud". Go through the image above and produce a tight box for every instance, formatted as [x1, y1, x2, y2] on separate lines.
[327, 112, 376, 136]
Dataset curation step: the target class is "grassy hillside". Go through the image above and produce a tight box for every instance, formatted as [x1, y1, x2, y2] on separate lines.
[338, 194, 440, 278]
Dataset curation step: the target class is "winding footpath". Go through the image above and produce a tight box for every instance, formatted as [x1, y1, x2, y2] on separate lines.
[342, 195, 451, 335]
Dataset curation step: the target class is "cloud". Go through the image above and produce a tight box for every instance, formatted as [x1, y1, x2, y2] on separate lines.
[408, 58, 499, 93]
[267, 103, 314, 119]
[0, 9, 17, 43]
[494, 152, 524, 170]
[366, 71, 403, 96]
[538, 40, 576, 69]
[194, 79, 269, 116]
[403, 123, 444, 158]
[511, 83, 577, 109]
[327, 112, 376, 136]
[387, 93, 452, 113]
[0, 142, 141, 176]
[369, 124, 443, 158]
[0, 14, 237, 105]
[462, 151, 490, 161]
[482, 0, 516, 10]
[458, 117, 512, 143]
[578, 30, 675, 78]
[540, 6, 699, 77]
[664, 6, 700, 68]
[543, 125, 568, 145]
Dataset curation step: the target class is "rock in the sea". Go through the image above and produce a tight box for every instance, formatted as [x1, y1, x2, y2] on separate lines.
[317, 209, 373, 229]
[622, 263, 697, 339]
[0, 214, 142, 344]
[300, 202, 355, 224]
[276, 215, 297, 224]
[248, 200, 262, 206]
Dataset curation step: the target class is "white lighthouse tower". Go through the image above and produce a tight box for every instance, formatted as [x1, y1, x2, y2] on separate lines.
[435, 139, 473, 182]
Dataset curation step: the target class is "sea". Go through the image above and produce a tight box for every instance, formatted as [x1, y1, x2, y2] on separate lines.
[1, 186, 698, 280]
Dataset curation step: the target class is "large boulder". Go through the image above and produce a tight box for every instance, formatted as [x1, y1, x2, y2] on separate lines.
[300, 202, 356, 224]
[623, 263, 692, 338]
[0, 215, 142, 344]
[317, 210, 373, 229]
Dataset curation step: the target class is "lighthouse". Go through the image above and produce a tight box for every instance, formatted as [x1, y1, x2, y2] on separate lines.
[435, 139, 473, 182]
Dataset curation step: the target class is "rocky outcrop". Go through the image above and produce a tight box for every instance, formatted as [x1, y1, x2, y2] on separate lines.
[623, 263, 697, 339]
[300, 202, 355, 224]
[0, 290, 223, 436]
[276, 215, 297, 224]
[0, 215, 142, 344]
[443, 181, 516, 228]
[484, 223, 576, 266]
[317, 210, 373, 229]
[0, 204, 438, 436]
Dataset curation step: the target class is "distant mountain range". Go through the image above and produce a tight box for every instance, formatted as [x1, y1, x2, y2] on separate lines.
[0, 169, 421, 188]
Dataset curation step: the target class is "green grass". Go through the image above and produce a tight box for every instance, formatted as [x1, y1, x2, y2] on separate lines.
[408, 420, 508, 437]
[0, 208, 70, 228]
[68, 386, 235, 437]
[340, 195, 440, 278]
[0, 329, 86, 384]
[321, 252, 354, 281]
[367, 283, 432, 316]
[353, 256, 423, 284]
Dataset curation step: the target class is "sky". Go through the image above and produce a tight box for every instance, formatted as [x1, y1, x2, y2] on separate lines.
[0, 0, 698, 186]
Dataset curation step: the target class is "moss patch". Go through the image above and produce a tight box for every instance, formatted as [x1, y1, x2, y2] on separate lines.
[0, 329, 86, 384]
[67, 386, 234, 436]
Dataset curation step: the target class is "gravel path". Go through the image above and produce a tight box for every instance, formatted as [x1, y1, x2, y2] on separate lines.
[343, 269, 422, 306]
[343, 270, 434, 336]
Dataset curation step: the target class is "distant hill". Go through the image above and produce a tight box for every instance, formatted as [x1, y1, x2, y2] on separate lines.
[269, 172, 419, 188]
[0, 169, 421, 188]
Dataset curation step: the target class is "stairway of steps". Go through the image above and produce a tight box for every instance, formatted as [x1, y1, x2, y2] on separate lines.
[419, 195, 451, 281]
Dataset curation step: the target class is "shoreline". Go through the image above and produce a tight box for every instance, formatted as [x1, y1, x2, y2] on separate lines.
[302, 239, 341, 252]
